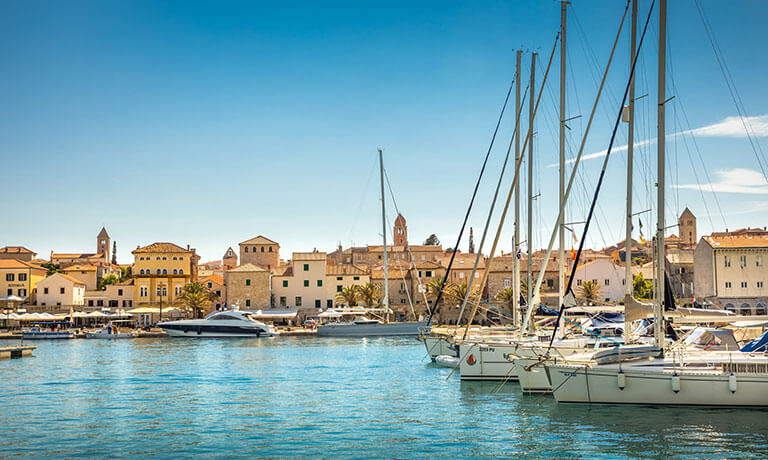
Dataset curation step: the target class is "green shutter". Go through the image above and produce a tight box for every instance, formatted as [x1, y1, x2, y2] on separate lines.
[317, 280, 322, 287]
[282, 280, 288, 287]
[246, 279, 251, 286]
[304, 280, 309, 287]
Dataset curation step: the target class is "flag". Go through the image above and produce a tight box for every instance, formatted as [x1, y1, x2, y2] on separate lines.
[638, 218, 646, 244]
[516, 249, 522, 260]
[571, 247, 576, 260]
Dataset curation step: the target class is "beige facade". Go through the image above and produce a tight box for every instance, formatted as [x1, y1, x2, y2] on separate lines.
[0, 259, 46, 302]
[36, 273, 86, 307]
[272, 252, 327, 309]
[239, 236, 280, 269]
[132, 242, 200, 309]
[0, 246, 37, 262]
[326, 264, 370, 307]
[436, 252, 485, 286]
[83, 279, 135, 310]
[62, 264, 98, 291]
[694, 229, 768, 314]
[225, 263, 270, 310]
[200, 275, 226, 312]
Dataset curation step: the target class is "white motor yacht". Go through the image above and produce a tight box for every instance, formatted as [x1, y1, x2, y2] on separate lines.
[159, 310, 278, 337]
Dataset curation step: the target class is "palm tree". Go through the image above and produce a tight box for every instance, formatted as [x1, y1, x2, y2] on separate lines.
[356, 281, 381, 308]
[495, 287, 517, 314]
[335, 286, 358, 307]
[178, 281, 219, 318]
[577, 280, 604, 304]
[425, 278, 453, 304]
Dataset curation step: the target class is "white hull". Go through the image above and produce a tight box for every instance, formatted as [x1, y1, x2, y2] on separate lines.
[514, 357, 554, 393]
[21, 332, 73, 340]
[458, 342, 521, 381]
[548, 357, 768, 406]
[85, 332, 134, 339]
[316, 321, 427, 337]
[162, 327, 276, 338]
[422, 336, 457, 361]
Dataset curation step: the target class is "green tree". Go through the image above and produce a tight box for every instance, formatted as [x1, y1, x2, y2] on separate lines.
[356, 281, 381, 308]
[335, 286, 358, 307]
[41, 262, 62, 276]
[468, 227, 475, 253]
[111, 241, 117, 265]
[98, 274, 118, 290]
[633, 274, 653, 299]
[119, 266, 130, 282]
[424, 234, 440, 246]
[578, 280, 604, 303]
[425, 278, 453, 304]
[178, 281, 219, 319]
[495, 287, 517, 314]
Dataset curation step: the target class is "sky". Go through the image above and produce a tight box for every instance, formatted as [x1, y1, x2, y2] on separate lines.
[1, 0, 768, 264]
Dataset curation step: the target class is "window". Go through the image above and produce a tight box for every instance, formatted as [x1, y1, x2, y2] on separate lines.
[547, 279, 554, 288]
[741, 282, 748, 289]
[280, 296, 286, 307]
[156, 257, 160, 260]
[162, 269, 168, 275]
[337, 276, 343, 281]
[118, 289, 123, 296]
[140, 286, 148, 297]
[757, 255, 764, 267]
[44, 287, 49, 294]
[207, 282, 212, 288]
[282, 280, 288, 287]
[60, 287, 65, 294]
[740, 255, 747, 268]
[337, 285, 343, 292]
[354, 276, 360, 281]
[604, 279, 610, 286]
[173, 257, 177, 260]
[18, 289, 26, 297]
[459, 272, 465, 279]
[327, 299, 333, 308]
[246, 279, 251, 286]
[179, 257, 184, 261]
[315, 299, 321, 308]
[156, 269, 161, 274]
[88, 300, 94, 307]
[216, 290, 221, 296]
[303, 264, 309, 271]
[245, 299, 251, 307]
[724, 255, 731, 268]
[426, 271, 432, 277]
[5, 274, 13, 281]
[269, 247, 273, 252]
[173, 269, 178, 274]
[758, 281, 764, 289]
[295, 296, 302, 307]
[577, 280, 582, 286]
[6, 289, 10, 296]
[304, 280, 309, 287]
[725, 282, 732, 289]
[18, 273, 27, 281]
[179, 269, 184, 274]
[253, 246, 257, 252]
[162, 257, 167, 261]
[504, 279, 511, 288]
[97, 300, 104, 307]
[317, 280, 323, 287]
[245, 247, 249, 253]
[261, 247, 265, 253]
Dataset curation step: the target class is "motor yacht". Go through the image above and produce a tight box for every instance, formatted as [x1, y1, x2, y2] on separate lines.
[159, 310, 278, 337]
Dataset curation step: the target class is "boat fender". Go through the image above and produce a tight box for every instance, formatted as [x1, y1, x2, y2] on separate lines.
[617, 371, 626, 390]
[671, 375, 681, 394]
[728, 373, 737, 394]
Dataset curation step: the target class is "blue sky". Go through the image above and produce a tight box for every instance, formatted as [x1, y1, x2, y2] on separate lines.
[1, 0, 767, 264]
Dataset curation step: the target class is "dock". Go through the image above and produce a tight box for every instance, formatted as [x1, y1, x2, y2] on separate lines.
[0, 345, 36, 359]
[278, 328, 316, 336]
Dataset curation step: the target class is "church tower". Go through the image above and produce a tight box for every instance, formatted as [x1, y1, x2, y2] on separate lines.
[222, 247, 238, 270]
[394, 214, 407, 246]
[97, 227, 111, 262]
[678, 208, 696, 247]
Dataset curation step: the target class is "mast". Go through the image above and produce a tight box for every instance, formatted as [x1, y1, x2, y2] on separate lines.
[624, 0, 638, 344]
[558, 2, 568, 310]
[527, 52, 536, 327]
[378, 148, 390, 322]
[654, 0, 667, 348]
[514, 50, 522, 325]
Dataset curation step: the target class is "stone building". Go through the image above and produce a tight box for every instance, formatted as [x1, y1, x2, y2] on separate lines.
[51, 227, 111, 266]
[239, 236, 280, 269]
[325, 264, 370, 307]
[200, 274, 226, 312]
[224, 263, 271, 310]
[679, 207, 697, 248]
[694, 228, 768, 314]
[0, 246, 37, 262]
[222, 247, 238, 270]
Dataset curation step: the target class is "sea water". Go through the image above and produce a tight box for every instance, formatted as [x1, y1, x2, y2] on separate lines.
[1, 336, 767, 458]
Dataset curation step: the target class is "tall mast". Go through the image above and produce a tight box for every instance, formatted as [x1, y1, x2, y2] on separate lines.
[624, 0, 638, 344]
[527, 52, 536, 325]
[654, 0, 667, 348]
[558, 2, 568, 310]
[378, 148, 390, 322]
[514, 50, 522, 325]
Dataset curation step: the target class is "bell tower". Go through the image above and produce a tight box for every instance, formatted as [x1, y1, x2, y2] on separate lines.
[97, 227, 111, 262]
[394, 214, 407, 246]
[678, 208, 696, 247]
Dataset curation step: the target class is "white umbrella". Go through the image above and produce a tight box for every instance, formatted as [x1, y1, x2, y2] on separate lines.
[0, 295, 24, 301]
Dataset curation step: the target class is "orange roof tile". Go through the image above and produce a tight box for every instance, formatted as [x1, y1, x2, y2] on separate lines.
[703, 233, 768, 249]
[132, 242, 192, 254]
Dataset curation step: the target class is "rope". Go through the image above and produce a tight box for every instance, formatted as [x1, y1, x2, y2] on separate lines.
[538, 304, 621, 345]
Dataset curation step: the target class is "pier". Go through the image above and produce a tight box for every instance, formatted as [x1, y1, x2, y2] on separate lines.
[0, 346, 36, 360]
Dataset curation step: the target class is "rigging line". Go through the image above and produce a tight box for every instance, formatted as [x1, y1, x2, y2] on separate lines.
[462, 32, 561, 340]
[673, 109, 716, 230]
[382, 210, 418, 319]
[521, 0, 633, 337]
[693, 0, 768, 184]
[347, 156, 379, 244]
[425, 70, 517, 326]
[454, 86, 531, 331]
[547, 0, 655, 351]
[382, 168, 431, 309]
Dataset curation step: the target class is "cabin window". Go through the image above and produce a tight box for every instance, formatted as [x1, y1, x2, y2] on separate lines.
[211, 315, 239, 321]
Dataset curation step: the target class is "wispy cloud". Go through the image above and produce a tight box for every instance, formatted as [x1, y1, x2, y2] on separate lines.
[674, 168, 768, 195]
[548, 114, 768, 168]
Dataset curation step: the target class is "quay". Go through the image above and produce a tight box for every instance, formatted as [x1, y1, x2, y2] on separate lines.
[0, 345, 36, 359]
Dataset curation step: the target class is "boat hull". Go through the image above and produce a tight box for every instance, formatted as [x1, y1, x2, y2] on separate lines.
[84, 332, 134, 339]
[316, 321, 427, 337]
[160, 325, 276, 338]
[514, 357, 554, 393]
[422, 336, 457, 361]
[458, 342, 520, 381]
[21, 332, 73, 340]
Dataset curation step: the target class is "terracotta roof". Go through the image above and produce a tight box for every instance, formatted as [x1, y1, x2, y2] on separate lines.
[0, 246, 35, 254]
[42, 273, 86, 286]
[132, 242, 191, 254]
[326, 264, 369, 276]
[51, 252, 99, 259]
[62, 264, 97, 272]
[703, 233, 768, 249]
[292, 252, 326, 261]
[239, 235, 279, 245]
[200, 274, 224, 285]
[0, 259, 46, 271]
[228, 263, 269, 273]
[115, 279, 135, 286]
[367, 245, 443, 253]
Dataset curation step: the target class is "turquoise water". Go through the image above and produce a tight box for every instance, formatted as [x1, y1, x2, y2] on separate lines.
[2, 336, 767, 459]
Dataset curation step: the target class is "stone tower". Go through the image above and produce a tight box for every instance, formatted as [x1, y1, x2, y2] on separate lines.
[223, 247, 238, 270]
[394, 214, 407, 246]
[97, 227, 110, 262]
[678, 208, 696, 247]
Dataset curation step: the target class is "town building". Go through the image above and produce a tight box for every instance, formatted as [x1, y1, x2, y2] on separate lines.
[222, 247, 238, 270]
[62, 264, 98, 291]
[0, 246, 37, 262]
[239, 236, 280, 269]
[679, 207, 697, 248]
[0, 259, 46, 301]
[325, 264, 370, 306]
[272, 252, 327, 309]
[694, 228, 768, 315]
[50, 227, 111, 266]
[436, 251, 485, 286]
[35, 273, 86, 308]
[131, 242, 200, 309]
[572, 258, 626, 303]
[224, 263, 270, 310]
[200, 274, 225, 312]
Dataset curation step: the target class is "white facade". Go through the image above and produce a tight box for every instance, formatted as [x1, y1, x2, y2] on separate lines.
[36, 273, 86, 307]
[572, 258, 626, 303]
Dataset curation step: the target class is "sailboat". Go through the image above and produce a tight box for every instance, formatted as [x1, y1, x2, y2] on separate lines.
[316, 149, 427, 337]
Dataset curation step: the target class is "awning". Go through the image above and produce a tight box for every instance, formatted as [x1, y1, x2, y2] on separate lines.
[127, 307, 181, 314]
